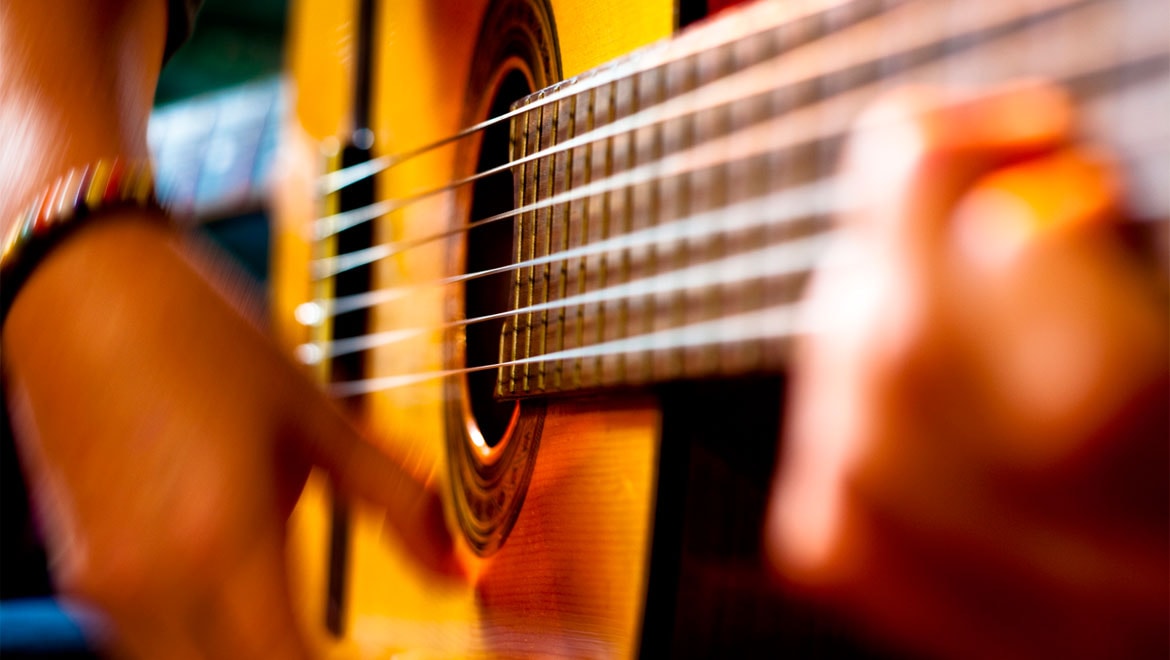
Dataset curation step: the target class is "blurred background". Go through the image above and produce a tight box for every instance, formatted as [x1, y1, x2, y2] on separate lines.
[0, 5, 291, 651]
[151, 0, 290, 288]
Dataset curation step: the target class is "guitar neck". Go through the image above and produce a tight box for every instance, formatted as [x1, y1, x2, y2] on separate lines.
[495, 0, 1168, 398]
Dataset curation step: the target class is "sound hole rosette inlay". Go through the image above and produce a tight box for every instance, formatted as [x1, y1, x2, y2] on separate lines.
[444, 0, 561, 556]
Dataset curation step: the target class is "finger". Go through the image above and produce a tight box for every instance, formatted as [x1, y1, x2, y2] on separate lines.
[950, 147, 1168, 469]
[288, 389, 462, 578]
[768, 82, 1076, 584]
[841, 81, 1073, 262]
[953, 145, 1120, 267]
[808, 82, 1085, 486]
[380, 486, 467, 580]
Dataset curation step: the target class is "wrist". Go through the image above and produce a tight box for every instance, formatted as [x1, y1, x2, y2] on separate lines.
[1, 159, 163, 326]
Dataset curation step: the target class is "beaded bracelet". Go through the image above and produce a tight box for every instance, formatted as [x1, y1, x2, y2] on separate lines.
[0, 159, 163, 325]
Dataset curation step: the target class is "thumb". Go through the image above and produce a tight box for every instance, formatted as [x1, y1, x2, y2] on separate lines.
[841, 81, 1073, 264]
[951, 146, 1169, 469]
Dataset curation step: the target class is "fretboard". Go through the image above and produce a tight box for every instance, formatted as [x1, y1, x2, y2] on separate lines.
[496, 0, 1168, 398]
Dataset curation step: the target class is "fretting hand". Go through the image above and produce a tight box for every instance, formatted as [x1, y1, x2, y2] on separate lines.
[768, 82, 1168, 659]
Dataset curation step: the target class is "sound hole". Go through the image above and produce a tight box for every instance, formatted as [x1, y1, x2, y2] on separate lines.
[465, 69, 532, 447]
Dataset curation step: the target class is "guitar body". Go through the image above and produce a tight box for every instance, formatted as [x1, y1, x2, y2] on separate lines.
[274, 1, 689, 656]
[272, 0, 1167, 655]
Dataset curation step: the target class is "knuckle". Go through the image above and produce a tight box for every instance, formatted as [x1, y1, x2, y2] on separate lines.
[845, 91, 938, 193]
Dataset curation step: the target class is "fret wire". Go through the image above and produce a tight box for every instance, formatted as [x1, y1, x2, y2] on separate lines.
[767, 39, 797, 372]
[312, 16, 870, 239]
[315, 5, 837, 230]
[528, 95, 546, 389]
[315, 0, 883, 194]
[552, 93, 575, 389]
[301, 151, 1166, 329]
[596, 79, 615, 385]
[643, 65, 665, 382]
[506, 95, 526, 393]
[573, 87, 595, 389]
[670, 55, 696, 379]
[618, 71, 639, 384]
[312, 0, 1105, 242]
[516, 97, 533, 391]
[303, 0, 1169, 396]
[311, 0, 1154, 276]
[503, 102, 519, 393]
[306, 21, 726, 235]
[515, 99, 531, 391]
[306, 0, 1165, 395]
[734, 31, 772, 373]
[303, 231, 831, 364]
[710, 40, 733, 377]
[312, 37, 1168, 284]
[536, 94, 557, 390]
[501, 104, 522, 394]
[518, 95, 539, 391]
[304, 177, 840, 323]
[691, 45, 717, 377]
[327, 303, 806, 398]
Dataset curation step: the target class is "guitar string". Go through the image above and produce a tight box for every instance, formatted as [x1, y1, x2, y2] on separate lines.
[315, 0, 889, 195]
[320, 167, 1170, 397]
[312, 110, 845, 280]
[315, 0, 1131, 198]
[303, 177, 841, 319]
[296, 230, 834, 362]
[311, 0, 1160, 395]
[299, 48, 1160, 334]
[298, 127, 1168, 353]
[307, 0, 1168, 287]
[312, 0, 1099, 240]
[326, 302, 804, 397]
[312, 45, 796, 241]
[311, 7, 1169, 311]
[307, 134, 1170, 387]
[301, 256, 816, 365]
[309, 45, 1168, 284]
[313, 0, 887, 239]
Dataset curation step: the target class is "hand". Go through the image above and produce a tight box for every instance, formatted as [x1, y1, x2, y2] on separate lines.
[767, 83, 1168, 659]
[3, 216, 456, 658]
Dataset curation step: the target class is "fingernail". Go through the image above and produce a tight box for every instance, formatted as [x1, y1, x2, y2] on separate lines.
[954, 148, 1118, 267]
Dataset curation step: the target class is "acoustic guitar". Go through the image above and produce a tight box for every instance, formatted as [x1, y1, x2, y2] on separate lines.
[270, 0, 1167, 655]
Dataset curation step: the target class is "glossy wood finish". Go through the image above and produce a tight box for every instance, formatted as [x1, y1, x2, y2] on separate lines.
[274, 1, 673, 656]
[272, 0, 1170, 655]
